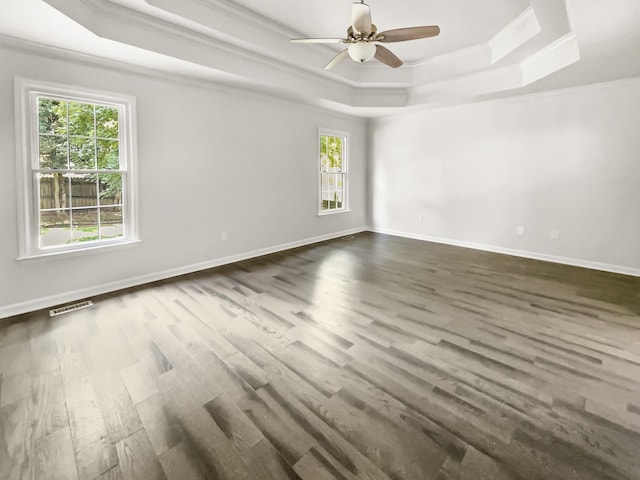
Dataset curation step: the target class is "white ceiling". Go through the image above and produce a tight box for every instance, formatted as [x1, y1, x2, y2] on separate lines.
[230, 0, 531, 62]
[1, 0, 639, 116]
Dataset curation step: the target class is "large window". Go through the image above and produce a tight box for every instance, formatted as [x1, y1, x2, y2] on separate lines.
[319, 130, 348, 214]
[15, 79, 137, 258]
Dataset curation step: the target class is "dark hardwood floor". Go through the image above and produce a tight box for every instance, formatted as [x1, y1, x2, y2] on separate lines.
[1, 232, 640, 480]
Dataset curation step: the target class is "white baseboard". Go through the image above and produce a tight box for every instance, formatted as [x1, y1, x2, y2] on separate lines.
[0, 227, 366, 320]
[370, 227, 640, 278]
[3, 225, 637, 320]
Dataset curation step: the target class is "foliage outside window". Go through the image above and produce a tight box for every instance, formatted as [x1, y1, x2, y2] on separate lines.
[15, 79, 137, 258]
[319, 130, 348, 214]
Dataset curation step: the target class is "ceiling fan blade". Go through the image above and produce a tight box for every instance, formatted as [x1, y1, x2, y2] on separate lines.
[290, 38, 345, 44]
[351, 2, 373, 35]
[377, 25, 440, 43]
[324, 50, 350, 70]
[374, 45, 403, 68]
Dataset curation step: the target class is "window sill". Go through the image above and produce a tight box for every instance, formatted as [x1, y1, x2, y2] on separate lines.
[17, 238, 141, 263]
[318, 208, 351, 216]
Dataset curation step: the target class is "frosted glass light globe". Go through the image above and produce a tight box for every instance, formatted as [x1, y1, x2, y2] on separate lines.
[348, 41, 376, 63]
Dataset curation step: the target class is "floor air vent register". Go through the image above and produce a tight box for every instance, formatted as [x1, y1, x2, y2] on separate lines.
[49, 300, 94, 317]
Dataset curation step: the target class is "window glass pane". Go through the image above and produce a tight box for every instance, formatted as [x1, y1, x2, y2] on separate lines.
[40, 209, 71, 248]
[98, 173, 122, 206]
[71, 175, 98, 208]
[67, 102, 95, 137]
[39, 135, 68, 169]
[321, 173, 328, 192]
[329, 173, 337, 190]
[331, 137, 342, 171]
[321, 192, 330, 211]
[97, 139, 120, 169]
[337, 190, 344, 207]
[96, 106, 119, 139]
[39, 173, 71, 210]
[100, 207, 124, 240]
[70, 208, 98, 243]
[69, 136, 96, 169]
[334, 137, 343, 171]
[320, 135, 344, 172]
[38, 98, 67, 135]
[320, 136, 329, 171]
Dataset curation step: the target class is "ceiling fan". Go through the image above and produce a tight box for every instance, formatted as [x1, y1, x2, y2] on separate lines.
[290, 1, 440, 70]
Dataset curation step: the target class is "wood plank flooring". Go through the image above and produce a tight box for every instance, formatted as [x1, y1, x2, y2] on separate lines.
[1, 232, 640, 480]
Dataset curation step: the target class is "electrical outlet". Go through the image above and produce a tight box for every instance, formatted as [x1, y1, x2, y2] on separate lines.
[550, 229, 559, 240]
[418, 215, 423, 224]
[221, 231, 228, 241]
[517, 226, 525, 236]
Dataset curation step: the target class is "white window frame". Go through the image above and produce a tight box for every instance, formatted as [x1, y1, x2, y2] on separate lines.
[318, 128, 349, 216]
[14, 78, 139, 260]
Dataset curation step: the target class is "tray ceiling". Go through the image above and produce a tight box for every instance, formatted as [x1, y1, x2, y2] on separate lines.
[1, 0, 639, 116]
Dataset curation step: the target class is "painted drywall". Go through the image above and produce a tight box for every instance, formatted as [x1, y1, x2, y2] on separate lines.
[370, 78, 640, 274]
[0, 45, 368, 317]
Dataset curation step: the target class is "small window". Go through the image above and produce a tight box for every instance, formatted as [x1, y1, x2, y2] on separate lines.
[15, 79, 138, 258]
[319, 130, 348, 215]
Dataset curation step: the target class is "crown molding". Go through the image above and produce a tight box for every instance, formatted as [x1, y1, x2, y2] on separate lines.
[44, 0, 398, 106]
[139, 0, 578, 101]
[408, 63, 524, 107]
[146, 0, 548, 85]
[489, 7, 541, 64]
[372, 74, 640, 121]
[521, 32, 580, 85]
[0, 35, 368, 119]
[144, 0, 367, 84]
[36, 0, 580, 111]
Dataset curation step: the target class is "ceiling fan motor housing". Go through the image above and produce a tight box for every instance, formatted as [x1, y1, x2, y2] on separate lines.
[351, 2, 373, 35]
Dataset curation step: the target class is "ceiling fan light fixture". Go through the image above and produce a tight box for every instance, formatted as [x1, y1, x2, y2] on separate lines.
[291, 2, 440, 70]
[348, 41, 377, 63]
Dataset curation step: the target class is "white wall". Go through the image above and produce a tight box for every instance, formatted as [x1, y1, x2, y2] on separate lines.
[0, 45, 368, 317]
[370, 78, 640, 274]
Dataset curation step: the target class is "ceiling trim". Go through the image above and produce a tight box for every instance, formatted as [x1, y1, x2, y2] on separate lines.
[140, 0, 578, 99]
[0, 34, 367, 119]
[144, 0, 547, 82]
[143, 0, 364, 81]
[488, 7, 541, 64]
[43, 0, 410, 108]
[521, 32, 580, 85]
[371, 75, 640, 122]
[157, 0, 311, 38]
[38, 0, 581, 111]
